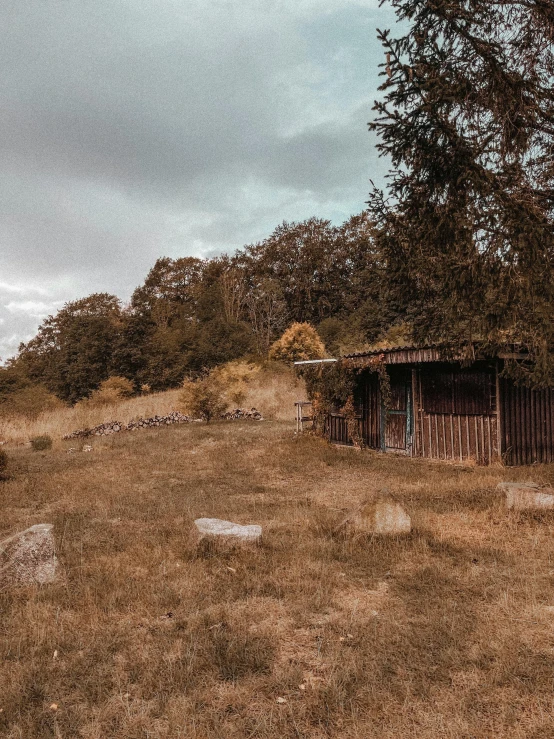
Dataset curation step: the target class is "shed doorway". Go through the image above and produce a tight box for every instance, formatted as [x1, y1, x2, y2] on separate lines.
[383, 369, 412, 453]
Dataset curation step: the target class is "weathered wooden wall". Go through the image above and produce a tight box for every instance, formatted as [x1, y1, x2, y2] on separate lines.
[329, 349, 554, 466]
[327, 371, 379, 447]
[412, 410, 498, 464]
[500, 379, 554, 465]
[328, 413, 349, 445]
[359, 371, 381, 449]
[328, 362, 504, 464]
[412, 365, 499, 464]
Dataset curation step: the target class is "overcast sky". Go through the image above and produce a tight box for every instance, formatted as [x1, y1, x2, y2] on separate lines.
[0, 0, 398, 360]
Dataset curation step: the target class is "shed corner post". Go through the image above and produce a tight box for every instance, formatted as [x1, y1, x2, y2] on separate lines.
[410, 368, 418, 457]
[379, 373, 386, 452]
[496, 360, 503, 464]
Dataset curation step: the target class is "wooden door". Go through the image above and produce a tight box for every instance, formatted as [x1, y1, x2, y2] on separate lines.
[384, 371, 411, 453]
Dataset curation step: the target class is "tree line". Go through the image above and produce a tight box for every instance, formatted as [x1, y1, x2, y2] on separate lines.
[1, 212, 400, 407]
[3, 0, 554, 413]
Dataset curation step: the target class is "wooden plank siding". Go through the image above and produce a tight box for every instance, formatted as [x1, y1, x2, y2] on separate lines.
[499, 379, 554, 465]
[412, 412, 498, 464]
[361, 371, 381, 449]
[328, 363, 501, 464]
[412, 365, 499, 464]
[328, 413, 363, 446]
[327, 351, 554, 465]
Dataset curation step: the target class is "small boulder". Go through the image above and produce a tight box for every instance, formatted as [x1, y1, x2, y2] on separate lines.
[0, 523, 57, 586]
[194, 518, 262, 542]
[498, 481, 554, 510]
[341, 494, 411, 536]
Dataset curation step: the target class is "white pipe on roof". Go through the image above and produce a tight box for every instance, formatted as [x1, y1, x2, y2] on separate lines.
[293, 358, 338, 365]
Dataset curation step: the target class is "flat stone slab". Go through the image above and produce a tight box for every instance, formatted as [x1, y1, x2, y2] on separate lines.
[342, 496, 411, 536]
[498, 482, 554, 510]
[194, 518, 262, 541]
[0, 523, 57, 586]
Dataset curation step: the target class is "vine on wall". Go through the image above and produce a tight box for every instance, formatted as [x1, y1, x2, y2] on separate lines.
[300, 361, 357, 432]
[298, 354, 392, 444]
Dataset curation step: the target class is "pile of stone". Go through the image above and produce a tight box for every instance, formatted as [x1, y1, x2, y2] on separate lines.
[63, 411, 194, 440]
[63, 407, 263, 440]
[126, 411, 193, 431]
[63, 420, 126, 439]
[221, 408, 264, 421]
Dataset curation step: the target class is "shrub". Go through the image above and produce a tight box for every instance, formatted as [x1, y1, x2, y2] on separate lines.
[80, 376, 135, 407]
[211, 360, 260, 406]
[0, 384, 63, 419]
[0, 448, 8, 476]
[179, 375, 228, 422]
[269, 322, 326, 364]
[30, 435, 53, 451]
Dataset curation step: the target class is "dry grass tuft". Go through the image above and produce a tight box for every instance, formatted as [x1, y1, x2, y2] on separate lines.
[0, 368, 305, 445]
[2, 418, 554, 736]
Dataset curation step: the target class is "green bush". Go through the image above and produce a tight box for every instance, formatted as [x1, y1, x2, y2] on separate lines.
[30, 435, 53, 451]
[211, 360, 260, 406]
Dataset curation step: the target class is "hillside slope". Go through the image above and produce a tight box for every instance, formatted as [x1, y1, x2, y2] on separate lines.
[0, 368, 305, 445]
[2, 421, 554, 737]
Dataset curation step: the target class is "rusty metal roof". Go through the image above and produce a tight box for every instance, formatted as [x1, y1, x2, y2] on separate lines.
[343, 344, 435, 358]
[342, 343, 529, 366]
[342, 344, 459, 365]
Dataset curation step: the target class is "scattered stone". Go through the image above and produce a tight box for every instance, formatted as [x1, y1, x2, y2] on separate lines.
[82, 445, 93, 452]
[63, 419, 125, 439]
[66, 448, 76, 454]
[63, 411, 194, 440]
[63, 408, 264, 440]
[339, 494, 411, 536]
[221, 408, 264, 421]
[126, 411, 193, 431]
[498, 481, 554, 510]
[0, 523, 57, 586]
[194, 517, 262, 542]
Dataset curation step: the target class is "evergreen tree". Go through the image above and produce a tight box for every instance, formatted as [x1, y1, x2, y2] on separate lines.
[369, 0, 554, 383]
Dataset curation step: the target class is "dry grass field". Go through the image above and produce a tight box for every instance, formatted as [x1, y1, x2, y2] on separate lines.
[2, 416, 554, 737]
[0, 368, 304, 445]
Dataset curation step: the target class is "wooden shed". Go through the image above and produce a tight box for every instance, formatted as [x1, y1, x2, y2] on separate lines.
[326, 346, 554, 466]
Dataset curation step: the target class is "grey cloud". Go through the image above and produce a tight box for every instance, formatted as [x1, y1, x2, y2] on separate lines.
[0, 0, 398, 359]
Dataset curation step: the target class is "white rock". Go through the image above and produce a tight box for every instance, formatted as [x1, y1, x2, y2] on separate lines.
[194, 518, 262, 542]
[343, 495, 411, 535]
[374, 499, 411, 534]
[498, 482, 554, 510]
[0, 523, 57, 586]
